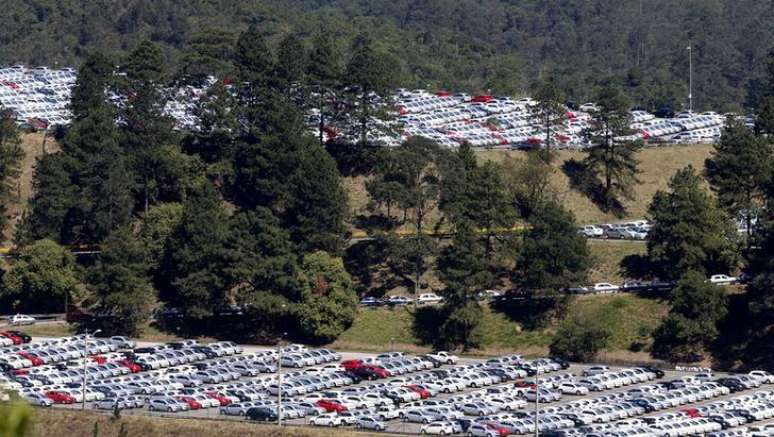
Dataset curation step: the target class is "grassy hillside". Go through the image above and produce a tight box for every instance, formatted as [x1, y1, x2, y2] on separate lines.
[333, 294, 668, 360]
[345, 144, 714, 229]
[3, 133, 55, 243]
[588, 240, 647, 284]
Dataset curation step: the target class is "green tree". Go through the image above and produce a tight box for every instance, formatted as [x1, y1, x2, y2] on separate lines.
[437, 223, 493, 298]
[345, 35, 398, 144]
[651, 271, 728, 362]
[69, 51, 113, 120]
[87, 226, 155, 336]
[294, 251, 358, 343]
[531, 80, 565, 160]
[502, 151, 558, 219]
[178, 28, 237, 85]
[119, 40, 182, 213]
[756, 97, 774, 137]
[223, 207, 300, 341]
[513, 201, 590, 325]
[705, 118, 771, 244]
[137, 202, 183, 270]
[1, 239, 86, 313]
[516, 201, 590, 293]
[307, 32, 342, 145]
[744, 199, 774, 367]
[438, 301, 485, 352]
[583, 85, 642, 213]
[159, 179, 229, 318]
[285, 142, 348, 253]
[647, 165, 739, 281]
[550, 314, 612, 362]
[0, 108, 24, 234]
[275, 33, 307, 92]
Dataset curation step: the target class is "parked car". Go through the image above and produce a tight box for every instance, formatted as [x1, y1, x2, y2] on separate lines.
[9, 315, 36, 326]
[709, 274, 737, 285]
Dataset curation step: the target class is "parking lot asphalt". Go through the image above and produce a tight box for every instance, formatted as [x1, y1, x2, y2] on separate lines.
[16, 336, 774, 436]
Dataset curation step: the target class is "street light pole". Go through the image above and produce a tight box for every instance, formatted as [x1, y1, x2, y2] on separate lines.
[277, 340, 282, 426]
[534, 368, 540, 437]
[81, 329, 101, 410]
[687, 42, 693, 113]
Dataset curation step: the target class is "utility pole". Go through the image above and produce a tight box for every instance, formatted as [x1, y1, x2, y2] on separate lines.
[81, 329, 101, 410]
[687, 42, 693, 112]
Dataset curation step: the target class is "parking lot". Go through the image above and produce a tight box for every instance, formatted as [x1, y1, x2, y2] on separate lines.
[2, 332, 774, 436]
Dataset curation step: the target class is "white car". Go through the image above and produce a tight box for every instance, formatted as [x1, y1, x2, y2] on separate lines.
[427, 351, 459, 365]
[310, 413, 343, 427]
[356, 416, 386, 431]
[749, 370, 774, 384]
[709, 274, 737, 285]
[578, 225, 604, 238]
[592, 283, 620, 293]
[420, 421, 456, 435]
[9, 314, 36, 325]
[417, 293, 443, 305]
[557, 382, 590, 395]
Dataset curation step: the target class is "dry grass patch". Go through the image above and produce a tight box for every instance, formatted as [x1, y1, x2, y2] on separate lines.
[30, 408, 364, 437]
[587, 240, 647, 284]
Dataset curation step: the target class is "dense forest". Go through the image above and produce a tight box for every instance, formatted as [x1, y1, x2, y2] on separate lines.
[2, 0, 773, 111]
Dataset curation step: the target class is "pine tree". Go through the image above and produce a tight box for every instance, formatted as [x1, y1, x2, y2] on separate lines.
[119, 40, 180, 213]
[87, 226, 155, 336]
[705, 118, 771, 244]
[275, 33, 307, 92]
[70, 51, 113, 120]
[531, 80, 565, 160]
[159, 179, 229, 318]
[345, 34, 398, 144]
[307, 32, 342, 145]
[647, 165, 739, 281]
[651, 271, 728, 362]
[583, 85, 642, 213]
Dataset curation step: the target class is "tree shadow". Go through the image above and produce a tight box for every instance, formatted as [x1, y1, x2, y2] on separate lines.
[489, 291, 570, 330]
[352, 214, 399, 233]
[325, 140, 383, 177]
[619, 254, 653, 279]
[411, 305, 448, 349]
[709, 293, 768, 371]
[562, 158, 626, 218]
[343, 239, 407, 297]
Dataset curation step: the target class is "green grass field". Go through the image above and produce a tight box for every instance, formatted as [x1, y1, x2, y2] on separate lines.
[335, 294, 667, 359]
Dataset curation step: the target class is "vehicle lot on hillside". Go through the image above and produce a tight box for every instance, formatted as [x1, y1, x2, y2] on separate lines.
[2, 333, 774, 435]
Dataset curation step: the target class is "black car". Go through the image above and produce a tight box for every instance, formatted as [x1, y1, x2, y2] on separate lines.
[630, 399, 656, 413]
[455, 418, 473, 432]
[517, 365, 537, 376]
[717, 378, 745, 392]
[485, 368, 513, 381]
[642, 366, 665, 378]
[192, 346, 218, 359]
[246, 406, 278, 422]
[343, 370, 363, 384]
[133, 347, 156, 354]
[549, 357, 571, 369]
[420, 355, 443, 368]
[430, 369, 450, 379]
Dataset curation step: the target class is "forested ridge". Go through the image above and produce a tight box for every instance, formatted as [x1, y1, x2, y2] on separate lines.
[2, 0, 774, 111]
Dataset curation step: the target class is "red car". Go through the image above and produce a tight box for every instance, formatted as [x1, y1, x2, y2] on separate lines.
[17, 352, 43, 366]
[341, 359, 363, 371]
[46, 391, 75, 404]
[205, 392, 231, 406]
[1, 332, 23, 345]
[315, 399, 347, 413]
[363, 365, 391, 378]
[514, 380, 536, 389]
[404, 385, 431, 399]
[682, 408, 702, 418]
[484, 423, 509, 437]
[176, 396, 202, 410]
[116, 359, 142, 373]
[90, 355, 107, 364]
